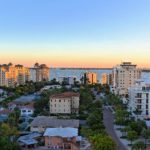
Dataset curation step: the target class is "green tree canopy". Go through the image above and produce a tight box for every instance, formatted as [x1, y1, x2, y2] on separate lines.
[132, 141, 146, 150]
[127, 131, 138, 145]
[90, 134, 116, 150]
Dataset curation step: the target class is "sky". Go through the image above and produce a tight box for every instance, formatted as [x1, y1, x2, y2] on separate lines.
[0, 0, 150, 68]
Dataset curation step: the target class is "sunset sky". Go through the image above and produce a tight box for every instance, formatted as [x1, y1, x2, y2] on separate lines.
[0, 0, 150, 68]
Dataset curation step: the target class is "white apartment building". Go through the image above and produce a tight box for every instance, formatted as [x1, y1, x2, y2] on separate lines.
[49, 92, 80, 114]
[128, 80, 150, 119]
[112, 62, 141, 96]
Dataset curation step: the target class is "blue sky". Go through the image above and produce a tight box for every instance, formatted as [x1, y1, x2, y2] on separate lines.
[0, 0, 150, 67]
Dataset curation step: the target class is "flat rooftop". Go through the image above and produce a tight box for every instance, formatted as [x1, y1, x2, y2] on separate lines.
[31, 116, 79, 128]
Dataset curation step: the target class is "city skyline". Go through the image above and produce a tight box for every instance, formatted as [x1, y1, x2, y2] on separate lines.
[0, 0, 150, 67]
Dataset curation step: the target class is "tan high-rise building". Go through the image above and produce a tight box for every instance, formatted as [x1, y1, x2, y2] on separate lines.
[0, 63, 30, 87]
[101, 73, 107, 85]
[83, 72, 97, 84]
[29, 63, 49, 82]
[112, 62, 141, 96]
[15, 64, 30, 85]
[101, 73, 112, 85]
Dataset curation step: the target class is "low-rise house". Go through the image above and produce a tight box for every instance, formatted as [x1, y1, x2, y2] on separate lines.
[43, 127, 79, 150]
[8, 101, 34, 117]
[18, 132, 41, 149]
[50, 92, 80, 114]
[18, 105, 34, 117]
[41, 85, 62, 92]
[0, 109, 12, 122]
[30, 116, 79, 132]
[8, 102, 17, 111]
[0, 109, 12, 117]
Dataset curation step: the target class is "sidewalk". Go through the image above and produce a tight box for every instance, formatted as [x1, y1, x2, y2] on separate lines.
[114, 125, 131, 150]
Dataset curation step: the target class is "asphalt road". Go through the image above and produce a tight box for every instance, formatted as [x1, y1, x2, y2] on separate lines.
[103, 107, 128, 150]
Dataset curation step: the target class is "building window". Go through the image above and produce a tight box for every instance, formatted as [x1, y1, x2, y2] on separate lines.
[146, 105, 148, 109]
[146, 110, 149, 115]
[137, 105, 141, 109]
[137, 99, 141, 103]
[146, 93, 149, 99]
[136, 93, 142, 98]
[59, 100, 61, 102]
[146, 99, 149, 103]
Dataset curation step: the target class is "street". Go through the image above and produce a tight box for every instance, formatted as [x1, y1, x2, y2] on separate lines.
[103, 107, 127, 150]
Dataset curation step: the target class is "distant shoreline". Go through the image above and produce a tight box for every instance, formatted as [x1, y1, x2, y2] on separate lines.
[49, 68, 150, 72]
[50, 68, 113, 70]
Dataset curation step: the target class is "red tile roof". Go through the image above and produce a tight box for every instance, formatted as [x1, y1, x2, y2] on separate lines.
[0, 109, 12, 115]
[50, 92, 80, 99]
[18, 103, 34, 110]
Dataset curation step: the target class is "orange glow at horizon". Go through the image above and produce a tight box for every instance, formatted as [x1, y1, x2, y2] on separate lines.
[0, 57, 149, 68]
[0, 47, 150, 68]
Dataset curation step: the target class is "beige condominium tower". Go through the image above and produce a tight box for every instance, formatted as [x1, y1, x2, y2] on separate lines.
[0, 63, 30, 87]
[29, 63, 50, 82]
[83, 72, 97, 84]
[112, 62, 141, 97]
